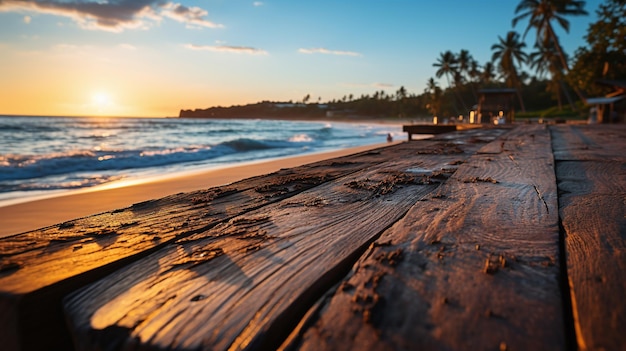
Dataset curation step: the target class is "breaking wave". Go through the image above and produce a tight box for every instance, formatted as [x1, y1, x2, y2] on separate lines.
[0, 116, 401, 196]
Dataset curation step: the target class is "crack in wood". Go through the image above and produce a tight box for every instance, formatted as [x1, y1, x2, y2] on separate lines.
[172, 247, 224, 268]
[533, 184, 550, 214]
[58, 222, 75, 229]
[191, 188, 238, 204]
[507, 147, 550, 215]
[345, 171, 423, 196]
[254, 174, 332, 196]
[0, 259, 22, 274]
[462, 177, 498, 184]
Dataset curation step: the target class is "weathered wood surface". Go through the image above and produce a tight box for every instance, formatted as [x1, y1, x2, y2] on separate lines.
[551, 125, 626, 351]
[0, 147, 399, 351]
[63, 128, 508, 351]
[6, 124, 623, 351]
[291, 124, 566, 351]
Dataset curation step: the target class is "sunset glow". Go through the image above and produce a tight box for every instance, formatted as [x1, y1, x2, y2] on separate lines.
[0, 0, 601, 117]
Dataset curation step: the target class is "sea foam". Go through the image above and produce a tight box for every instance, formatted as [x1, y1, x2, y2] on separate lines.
[0, 116, 401, 201]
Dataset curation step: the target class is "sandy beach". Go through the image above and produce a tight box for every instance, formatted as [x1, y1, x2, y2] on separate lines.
[0, 142, 397, 238]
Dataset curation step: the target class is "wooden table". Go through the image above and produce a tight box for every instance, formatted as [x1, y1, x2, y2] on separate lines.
[1, 124, 624, 351]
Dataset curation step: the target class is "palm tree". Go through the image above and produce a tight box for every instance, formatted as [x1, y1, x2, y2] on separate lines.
[425, 78, 442, 117]
[529, 42, 557, 77]
[513, 0, 588, 74]
[433, 51, 458, 90]
[492, 31, 528, 111]
[457, 50, 473, 82]
[481, 62, 496, 86]
[433, 51, 463, 113]
[467, 59, 481, 100]
[452, 70, 469, 109]
[492, 32, 528, 86]
[529, 41, 571, 110]
[395, 86, 407, 101]
[455, 50, 474, 108]
[426, 77, 439, 93]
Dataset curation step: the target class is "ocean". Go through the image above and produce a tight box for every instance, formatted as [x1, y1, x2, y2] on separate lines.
[0, 116, 402, 206]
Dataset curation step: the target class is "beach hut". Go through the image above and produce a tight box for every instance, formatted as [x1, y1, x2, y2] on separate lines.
[476, 88, 519, 124]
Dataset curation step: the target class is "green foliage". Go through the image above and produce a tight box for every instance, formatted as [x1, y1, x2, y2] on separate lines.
[520, 78, 554, 110]
[568, 0, 626, 96]
[516, 104, 586, 119]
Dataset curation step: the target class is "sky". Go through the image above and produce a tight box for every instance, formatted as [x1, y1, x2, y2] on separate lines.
[0, 0, 603, 117]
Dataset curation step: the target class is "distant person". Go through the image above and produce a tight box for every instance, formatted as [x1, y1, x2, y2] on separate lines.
[387, 133, 393, 142]
[588, 107, 597, 124]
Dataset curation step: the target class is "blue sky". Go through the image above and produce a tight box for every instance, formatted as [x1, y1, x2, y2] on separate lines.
[0, 0, 602, 117]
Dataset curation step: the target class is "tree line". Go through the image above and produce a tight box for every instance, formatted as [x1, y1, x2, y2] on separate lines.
[426, 0, 625, 118]
[181, 0, 625, 120]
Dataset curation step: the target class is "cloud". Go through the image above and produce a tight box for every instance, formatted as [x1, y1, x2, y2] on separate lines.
[342, 82, 395, 89]
[184, 44, 268, 55]
[23, 15, 31, 24]
[373, 83, 394, 88]
[118, 43, 137, 50]
[298, 47, 361, 57]
[160, 2, 223, 28]
[253, 2, 264, 6]
[0, 0, 223, 32]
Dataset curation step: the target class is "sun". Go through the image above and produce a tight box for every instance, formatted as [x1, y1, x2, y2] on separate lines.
[92, 92, 110, 107]
[91, 92, 114, 114]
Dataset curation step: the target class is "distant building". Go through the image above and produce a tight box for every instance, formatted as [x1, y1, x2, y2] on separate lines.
[274, 103, 304, 108]
[476, 88, 519, 124]
[586, 80, 625, 123]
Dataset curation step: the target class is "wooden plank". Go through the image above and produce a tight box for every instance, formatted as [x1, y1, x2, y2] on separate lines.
[551, 124, 625, 162]
[551, 124, 626, 351]
[0, 148, 395, 351]
[291, 125, 566, 351]
[63, 129, 507, 351]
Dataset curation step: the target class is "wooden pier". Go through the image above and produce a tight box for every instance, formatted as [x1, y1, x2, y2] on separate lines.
[1, 124, 624, 351]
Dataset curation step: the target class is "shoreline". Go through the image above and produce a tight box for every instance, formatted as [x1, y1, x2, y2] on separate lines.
[0, 142, 400, 238]
[0, 118, 405, 208]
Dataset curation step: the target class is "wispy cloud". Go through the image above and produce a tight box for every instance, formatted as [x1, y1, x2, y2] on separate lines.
[298, 47, 361, 57]
[184, 44, 268, 55]
[118, 43, 137, 50]
[253, 2, 264, 7]
[0, 0, 223, 32]
[342, 82, 395, 89]
[160, 3, 223, 29]
[373, 83, 394, 88]
[23, 15, 31, 24]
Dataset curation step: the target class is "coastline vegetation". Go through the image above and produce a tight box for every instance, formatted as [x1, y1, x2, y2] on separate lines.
[181, 0, 625, 121]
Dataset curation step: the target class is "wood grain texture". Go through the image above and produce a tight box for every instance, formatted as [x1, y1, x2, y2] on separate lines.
[292, 125, 565, 351]
[551, 124, 626, 163]
[552, 125, 626, 351]
[0, 148, 395, 351]
[63, 129, 508, 351]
